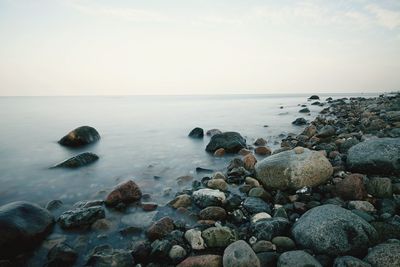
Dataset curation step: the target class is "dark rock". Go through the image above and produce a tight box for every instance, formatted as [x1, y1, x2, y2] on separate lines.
[46, 242, 77, 267]
[169, 245, 187, 263]
[46, 200, 63, 211]
[51, 152, 99, 168]
[251, 217, 290, 241]
[243, 197, 271, 214]
[271, 236, 296, 251]
[86, 245, 134, 267]
[254, 138, 267, 146]
[277, 250, 322, 267]
[131, 240, 151, 264]
[58, 126, 100, 147]
[202, 226, 237, 248]
[147, 217, 174, 241]
[223, 240, 260, 267]
[0, 201, 54, 259]
[150, 239, 172, 260]
[188, 127, 204, 138]
[299, 108, 310, 113]
[366, 177, 393, 198]
[292, 118, 308, 126]
[364, 240, 400, 267]
[177, 255, 222, 267]
[317, 125, 336, 138]
[257, 252, 279, 267]
[339, 138, 359, 153]
[334, 174, 367, 200]
[105, 180, 142, 206]
[207, 129, 223, 137]
[309, 95, 320, 100]
[58, 206, 105, 229]
[333, 256, 371, 267]
[205, 132, 247, 153]
[199, 206, 227, 221]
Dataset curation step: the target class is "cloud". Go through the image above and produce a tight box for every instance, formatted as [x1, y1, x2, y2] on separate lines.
[366, 4, 400, 30]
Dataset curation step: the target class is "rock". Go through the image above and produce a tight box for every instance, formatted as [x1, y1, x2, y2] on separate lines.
[251, 212, 272, 224]
[51, 152, 99, 168]
[150, 239, 172, 260]
[189, 127, 204, 138]
[213, 172, 227, 180]
[308, 95, 320, 100]
[292, 118, 308, 126]
[248, 188, 271, 202]
[317, 125, 336, 138]
[348, 201, 376, 212]
[243, 197, 271, 214]
[243, 154, 257, 170]
[141, 202, 158, 212]
[192, 189, 226, 208]
[299, 108, 310, 113]
[169, 245, 187, 263]
[251, 217, 290, 241]
[206, 132, 247, 153]
[340, 138, 360, 153]
[58, 126, 100, 147]
[214, 148, 226, 157]
[302, 125, 317, 138]
[333, 256, 371, 267]
[131, 240, 151, 263]
[73, 200, 104, 209]
[277, 250, 322, 267]
[184, 229, 205, 250]
[120, 210, 157, 228]
[293, 147, 304, 154]
[177, 255, 222, 267]
[169, 194, 192, 209]
[223, 240, 260, 267]
[245, 177, 260, 188]
[254, 138, 268, 146]
[255, 148, 333, 190]
[252, 240, 275, 252]
[208, 179, 228, 191]
[0, 201, 54, 259]
[105, 180, 142, 206]
[46, 200, 63, 211]
[92, 218, 114, 232]
[334, 173, 367, 200]
[347, 138, 400, 175]
[257, 252, 279, 266]
[86, 245, 134, 267]
[199, 206, 227, 221]
[271, 236, 296, 251]
[58, 206, 105, 229]
[207, 129, 223, 137]
[366, 177, 393, 198]
[255, 146, 272, 156]
[146, 217, 174, 241]
[364, 240, 400, 267]
[177, 175, 194, 186]
[292, 204, 378, 255]
[239, 148, 252, 156]
[202, 226, 237, 248]
[46, 242, 77, 267]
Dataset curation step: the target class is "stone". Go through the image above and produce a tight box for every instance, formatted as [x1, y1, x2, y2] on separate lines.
[299, 108, 310, 113]
[243, 197, 271, 214]
[254, 138, 267, 146]
[46, 242, 77, 267]
[199, 206, 227, 221]
[213, 172, 227, 180]
[340, 138, 360, 153]
[334, 174, 367, 200]
[271, 236, 296, 251]
[0, 201, 54, 259]
[257, 252, 279, 266]
[86, 245, 134, 267]
[248, 187, 271, 201]
[251, 212, 272, 224]
[293, 147, 304, 154]
[192, 189, 226, 208]
[51, 152, 99, 168]
[348, 201, 376, 212]
[255, 146, 272, 156]
[251, 217, 290, 241]
[46, 200, 63, 211]
[347, 138, 400, 175]
[150, 239, 172, 260]
[255, 148, 333, 190]
[243, 154, 257, 170]
[223, 240, 260, 267]
[189, 127, 204, 138]
[184, 229, 205, 250]
[58, 206, 105, 229]
[202, 226, 237, 248]
[206, 132, 247, 153]
[245, 177, 260, 188]
[292, 204, 378, 256]
[364, 240, 400, 267]
[292, 118, 308, 126]
[105, 180, 142, 206]
[214, 148, 226, 157]
[141, 202, 158, 212]
[207, 129, 223, 137]
[317, 125, 336, 138]
[309, 95, 320, 100]
[177, 255, 222, 267]
[208, 179, 228, 191]
[146, 217, 174, 241]
[252, 240, 275, 253]
[91, 218, 114, 232]
[302, 125, 317, 138]
[177, 175, 194, 186]
[366, 177, 393, 198]
[169, 245, 187, 263]
[277, 250, 322, 267]
[239, 148, 252, 156]
[333, 256, 371, 267]
[169, 194, 191, 209]
[58, 126, 100, 147]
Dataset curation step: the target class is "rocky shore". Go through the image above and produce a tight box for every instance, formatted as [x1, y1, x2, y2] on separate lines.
[1, 93, 400, 267]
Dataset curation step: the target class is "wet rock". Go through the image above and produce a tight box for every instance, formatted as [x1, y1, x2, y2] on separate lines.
[252, 240, 275, 253]
[185, 229, 205, 250]
[73, 200, 104, 209]
[189, 127, 204, 138]
[257, 252, 279, 266]
[51, 152, 99, 168]
[248, 187, 271, 202]
[309, 95, 320, 100]
[339, 138, 359, 153]
[141, 202, 158, 212]
[271, 236, 296, 251]
[302, 125, 317, 138]
[46, 242, 77, 267]
[58, 206, 105, 229]
[292, 204, 378, 256]
[333, 256, 371, 267]
[255, 148, 332, 190]
[223, 240, 260, 267]
[334, 173, 367, 200]
[245, 177, 260, 188]
[199, 206, 227, 221]
[177, 255, 222, 267]
[207, 129, 223, 137]
[243, 154, 257, 170]
[299, 107, 310, 113]
[251, 212, 272, 224]
[131, 240, 151, 264]
[169, 245, 187, 263]
[177, 175, 194, 186]
[202, 226, 237, 248]
[169, 194, 192, 209]
[213, 172, 227, 180]
[206, 132, 247, 153]
[251, 217, 290, 241]
[243, 197, 271, 214]
[58, 126, 100, 147]
[105, 180, 142, 206]
[317, 125, 336, 138]
[254, 138, 267, 146]
[347, 138, 400, 175]
[292, 118, 308, 126]
[46, 200, 63, 211]
[239, 148, 252, 156]
[277, 250, 322, 267]
[348, 201, 376, 212]
[214, 148, 226, 157]
[255, 146, 272, 156]
[366, 177, 393, 198]
[86, 245, 134, 267]
[207, 179, 228, 191]
[192, 189, 226, 208]
[147, 217, 174, 241]
[0, 201, 54, 259]
[150, 239, 172, 260]
[293, 146, 304, 154]
[364, 240, 400, 267]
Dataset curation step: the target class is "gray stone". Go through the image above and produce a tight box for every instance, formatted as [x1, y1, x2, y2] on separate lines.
[364, 240, 400, 267]
[243, 197, 271, 214]
[184, 229, 205, 250]
[58, 206, 105, 229]
[189, 127, 204, 138]
[51, 152, 99, 168]
[251, 217, 290, 241]
[223, 240, 260, 267]
[202, 226, 237, 248]
[206, 132, 247, 153]
[333, 256, 371, 267]
[366, 177, 393, 198]
[277, 250, 322, 267]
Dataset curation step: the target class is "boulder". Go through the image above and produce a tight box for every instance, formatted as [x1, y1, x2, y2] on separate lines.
[292, 204, 378, 256]
[58, 126, 100, 147]
[51, 152, 99, 168]
[192, 189, 226, 208]
[308, 95, 320, 100]
[105, 180, 142, 206]
[58, 206, 105, 229]
[0, 201, 54, 259]
[347, 138, 400, 175]
[251, 217, 290, 241]
[207, 129, 223, 137]
[189, 127, 204, 138]
[255, 148, 333, 190]
[292, 118, 308, 126]
[206, 132, 247, 153]
[364, 240, 400, 267]
[277, 250, 322, 267]
[223, 240, 260, 267]
[185, 229, 205, 250]
[177, 255, 222, 267]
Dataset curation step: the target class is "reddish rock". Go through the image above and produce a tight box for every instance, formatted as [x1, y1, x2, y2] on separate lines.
[243, 153, 257, 170]
[214, 148, 225, 157]
[105, 180, 142, 206]
[146, 217, 174, 241]
[141, 202, 158, 211]
[177, 255, 222, 267]
[302, 125, 317, 138]
[334, 174, 367, 200]
[255, 146, 272, 156]
[199, 206, 227, 221]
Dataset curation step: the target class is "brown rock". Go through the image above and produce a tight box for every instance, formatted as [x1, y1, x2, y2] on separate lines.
[146, 217, 174, 241]
[177, 175, 193, 186]
[105, 180, 142, 206]
[207, 179, 228, 191]
[199, 206, 227, 221]
[255, 146, 272, 156]
[243, 153, 257, 170]
[177, 255, 222, 267]
[141, 202, 158, 211]
[238, 148, 252, 156]
[214, 148, 225, 157]
[334, 173, 367, 200]
[245, 177, 260, 188]
[302, 125, 317, 138]
[254, 138, 268, 146]
[169, 194, 192, 209]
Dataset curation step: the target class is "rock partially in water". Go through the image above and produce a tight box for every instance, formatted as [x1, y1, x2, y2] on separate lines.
[255, 146, 272, 156]
[223, 240, 260, 267]
[207, 129, 223, 137]
[308, 95, 320, 100]
[188, 127, 204, 138]
[169, 194, 192, 209]
[177, 255, 222, 267]
[364, 240, 400, 267]
[254, 138, 267, 146]
[46, 242, 77, 267]
[277, 250, 322, 267]
[105, 180, 142, 206]
[51, 152, 99, 168]
[0, 201, 54, 259]
[299, 108, 310, 113]
[86, 244, 134, 267]
[292, 204, 378, 256]
[292, 118, 308, 126]
[251, 217, 290, 241]
[192, 189, 226, 208]
[255, 148, 332, 190]
[206, 132, 247, 153]
[58, 126, 100, 147]
[58, 206, 105, 229]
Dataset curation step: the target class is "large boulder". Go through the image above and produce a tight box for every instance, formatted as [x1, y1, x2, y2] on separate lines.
[292, 204, 378, 256]
[223, 240, 260, 267]
[255, 148, 333, 190]
[58, 126, 100, 147]
[0, 201, 54, 259]
[347, 138, 400, 175]
[51, 152, 99, 168]
[206, 132, 247, 153]
[364, 240, 400, 267]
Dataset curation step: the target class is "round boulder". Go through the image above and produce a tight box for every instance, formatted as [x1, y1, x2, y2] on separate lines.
[206, 132, 247, 153]
[58, 126, 100, 147]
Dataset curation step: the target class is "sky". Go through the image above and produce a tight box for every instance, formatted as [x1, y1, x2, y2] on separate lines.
[0, 0, 400, 96]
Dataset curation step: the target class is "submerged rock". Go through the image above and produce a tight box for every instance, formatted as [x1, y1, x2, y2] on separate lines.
[206, 132, 247, 153]
[58, 126, 100, 147]
[51, 152, 99, 168]
[223, 240, 260, 267]
[292, 118, 308, 126]
[188, 127, 204, 138]
[0, 201, 54, 259]
[58, 206, 105, 229]
[105, 180, 142, 206]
